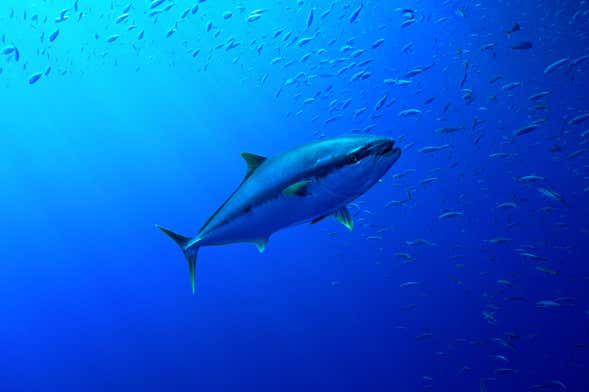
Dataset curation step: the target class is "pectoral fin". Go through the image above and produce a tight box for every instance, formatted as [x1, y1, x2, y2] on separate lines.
[283, 180, 312, 196]
[332, 206, 353, 231]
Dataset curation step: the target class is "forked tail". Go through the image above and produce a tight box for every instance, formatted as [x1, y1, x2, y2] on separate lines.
[155, 224, 199, 295]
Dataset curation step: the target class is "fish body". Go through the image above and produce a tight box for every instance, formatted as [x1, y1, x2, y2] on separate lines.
[157, 135, 401, 293]
[439, 211, 463, 219]
[544, 57, 569, 74]
[528, 91, 551, 101]
[28, 72, 42, 84]
[435, 126, 464, 134]
[106, 34, 120, 43]
[150, 0, 165, 9]
[419, 144, 450, 153]
[511, 41, 532, 50]
[49, 29, 60, 42]
[514, 123, 539, 136]
[349, 4, 363, 23]
[517, 175, 544, 183]
[568, 113, 589, 125]
[399, 108, 422, 117]
[537, 187, 564, 203]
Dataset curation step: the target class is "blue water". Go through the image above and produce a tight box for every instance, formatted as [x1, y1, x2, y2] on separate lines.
[1, 0, 588, 390]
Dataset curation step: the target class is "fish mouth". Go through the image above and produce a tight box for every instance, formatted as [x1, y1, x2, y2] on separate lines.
[375, 139, 401, 161]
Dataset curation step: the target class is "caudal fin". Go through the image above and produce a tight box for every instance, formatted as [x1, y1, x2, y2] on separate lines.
[155, 224, 199, 295]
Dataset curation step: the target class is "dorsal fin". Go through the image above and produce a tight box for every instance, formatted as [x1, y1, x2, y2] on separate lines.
[241, 152, 267, 179]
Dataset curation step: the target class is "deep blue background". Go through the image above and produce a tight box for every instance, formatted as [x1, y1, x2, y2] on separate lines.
[1, 0, 588, 390]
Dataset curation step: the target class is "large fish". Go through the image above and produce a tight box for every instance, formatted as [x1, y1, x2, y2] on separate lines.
[157, 134, 401, 293]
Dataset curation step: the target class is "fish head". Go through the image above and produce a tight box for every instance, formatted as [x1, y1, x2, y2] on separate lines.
[314, 135, 401, 198]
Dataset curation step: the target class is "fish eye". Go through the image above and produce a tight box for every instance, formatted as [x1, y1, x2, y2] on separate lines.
[347, 154, 358, 163]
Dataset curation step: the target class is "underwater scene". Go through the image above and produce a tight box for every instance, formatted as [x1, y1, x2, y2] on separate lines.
[1, 0, 588, 390]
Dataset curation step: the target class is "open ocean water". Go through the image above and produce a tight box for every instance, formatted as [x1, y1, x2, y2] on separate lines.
[1, 0, 589, 391]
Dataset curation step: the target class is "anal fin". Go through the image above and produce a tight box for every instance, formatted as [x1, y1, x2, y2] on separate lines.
[332, 206, 353, 231]
[253, 237, 269, 253]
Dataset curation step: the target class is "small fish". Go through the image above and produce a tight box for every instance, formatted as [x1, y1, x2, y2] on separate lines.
[49, 29, 60, 42]
[511, 41, 532, 50]
[480, 43, 497, 51]
[567, 113, 589, 126]
[28, 72, 43, 85]
[567, 149, 588, 159]
[438, 211, 463, 219]
[306, 8, 314, 28]
[398, 108, 422, 117]
[497, 202, 517, 209]
[372, 38, 385, 49]
[401, 18, 416, 28]
[349, 4, 363, 23]
[517, 175, 544, 183]
[494, 368, 517, 375]
[528, 91, 551, 101]
[405, 68, 424, 77]
[296, 36, 315, 46]
[401, 42, 414, 53]
[115, 13, 129, 24]
[406, 239, 436, 246]
[537, 187, 564, 203]
[572, 54, 589, 66]
[544, 57, 569, 74]
[536, 266, 559, 275]
[520, 252, 548, 261]
[435, 126, 464, 134]
[248, 10, 264, 22]
[504, 22, 520, 34]
[501, 82, 521, 91]
[400, 281, 420, 288]
[55, 9, 69, 23]
[489, 152, 513, 159]
[395, 252, 414, 261]
[375, 93, 388, 111]
[420, 177, 438, 185]
[166, 25, 177, 38]
[514, 124, 539, 136]
[106, 34, 120, 43]
[418, 144, 450, 153]
[150, 0, 166, 9]
[506, 296, 526, 302]
[390, 79, 412, 86]
[536, 300, 560, 308]
[486, 237, 511, 244]
[1, 46, 15, 55]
